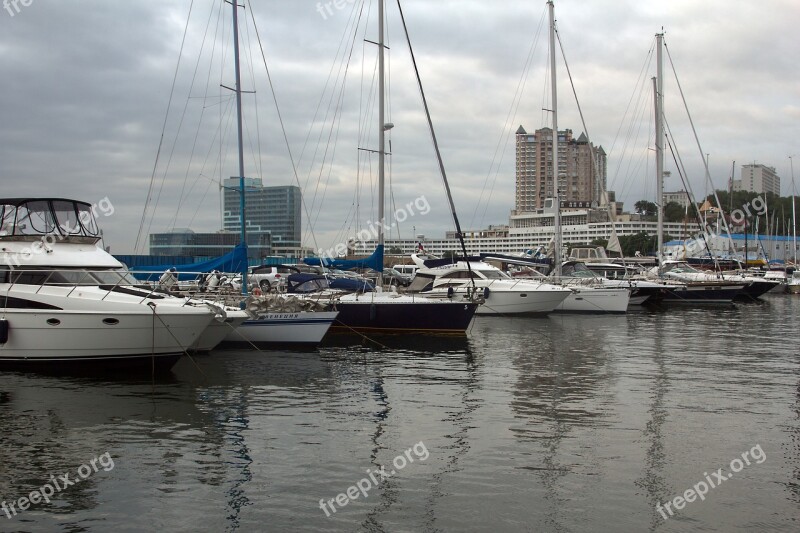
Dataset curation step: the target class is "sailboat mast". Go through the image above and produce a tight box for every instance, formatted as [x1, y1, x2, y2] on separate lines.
[232, 0, 247, 292]
[549, 1, 561, 278]
[377, 0, 386, 284]
[791, 156, 797, 265]
[655, 32, 665, 266]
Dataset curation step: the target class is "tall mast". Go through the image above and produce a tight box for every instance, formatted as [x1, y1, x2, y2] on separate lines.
[791, 156, 797, 265]
[549, 0, 561, 278]
[377, 0, 386, 285]
[655, 32, 665, 266]
[232, 0, 247, 293]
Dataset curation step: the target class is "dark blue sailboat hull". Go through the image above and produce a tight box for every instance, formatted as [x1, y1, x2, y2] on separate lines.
[330, 300, 478, 334]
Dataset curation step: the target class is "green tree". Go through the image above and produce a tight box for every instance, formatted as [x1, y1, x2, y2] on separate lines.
[388, 246, 403, 254]
[664, 201, 687, 223]
[634, 200, 657, 219]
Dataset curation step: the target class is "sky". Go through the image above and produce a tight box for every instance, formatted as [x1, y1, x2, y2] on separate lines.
[1, 0, 798, 254]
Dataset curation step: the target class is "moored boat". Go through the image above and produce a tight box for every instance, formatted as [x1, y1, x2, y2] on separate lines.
[0, 198, 216, 369]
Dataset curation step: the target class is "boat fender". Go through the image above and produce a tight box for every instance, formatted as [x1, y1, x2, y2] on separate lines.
[447, 287, 454, 299]
[483, 287, 490, 300]
[370, 303, 376, 320]
[0, 319, 8, 344]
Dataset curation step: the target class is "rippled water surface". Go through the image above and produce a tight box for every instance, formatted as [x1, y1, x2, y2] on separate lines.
[1, 294, 798, 532]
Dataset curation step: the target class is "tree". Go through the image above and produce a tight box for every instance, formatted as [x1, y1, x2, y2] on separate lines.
[634, 200, 657, 218]
[664, 201, 686, 223]
[388, 246, 403, 254]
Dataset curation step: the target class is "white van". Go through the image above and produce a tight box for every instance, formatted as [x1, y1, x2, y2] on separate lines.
[392, 264, 419, 279]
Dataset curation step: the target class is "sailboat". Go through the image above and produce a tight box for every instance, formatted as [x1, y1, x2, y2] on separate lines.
[646, 32, 747, 304]
[301, 0, 479, 334]
[217, 0, 338, 345]
[133, 1, 338, 346]
[541, 1, 630, 313]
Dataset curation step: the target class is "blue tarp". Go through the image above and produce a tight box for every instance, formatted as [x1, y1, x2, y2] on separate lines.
[128, 243, 249, 281]
[303, 245, 384, 272]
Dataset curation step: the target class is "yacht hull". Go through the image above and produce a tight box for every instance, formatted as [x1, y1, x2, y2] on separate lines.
[554, 287, 630, 313]
[660, 285, 743, 304]
[193, 312, 249, 352]
[330, 297, 478, 334]
[223, 311, 338, 345]
[0, 309, 213, 363]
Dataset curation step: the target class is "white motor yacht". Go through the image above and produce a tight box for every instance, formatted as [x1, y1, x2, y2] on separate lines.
[0, 198, 217, 368]
[409, 255, 571, 315]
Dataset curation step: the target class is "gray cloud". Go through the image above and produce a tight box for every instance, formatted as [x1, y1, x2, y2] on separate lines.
[1, 0, 797, 254]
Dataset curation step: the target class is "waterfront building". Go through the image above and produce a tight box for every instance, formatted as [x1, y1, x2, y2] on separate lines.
[149, 228, 271, 260]
[733, 164, 781, 196]
[515, 126, 607, 211]
[663, 190, 691, 209]
[360, 201, 699, 257]
[222, 177, 301, 253]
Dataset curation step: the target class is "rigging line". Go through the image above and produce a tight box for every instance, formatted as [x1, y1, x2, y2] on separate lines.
[309, 23, 362, 231]
[395, 0, 474, 287]
[242, 7, 264, 184]
[556, 27, 621, 243]
[143, 5, 216, 248]
[168, 2, 218, 232]
[663, 117, 706, 235]
[135, 0, 195, 253]
[187, 175, 219, 228]
[247, 2, 329, 256]
[306, 12, 362, 224]
[301, 2, 365, 196]
[178, 3, 227, 209]
[663, 40, 732, 241]
[471, 4, 547, 230]
[607, 36, 655, 191]
[665, 134, 717, 265]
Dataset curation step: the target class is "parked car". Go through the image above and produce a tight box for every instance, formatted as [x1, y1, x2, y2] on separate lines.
[383, 267, 412, 287]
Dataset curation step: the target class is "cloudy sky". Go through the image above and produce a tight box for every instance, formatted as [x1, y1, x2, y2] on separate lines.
[1, 0, 798, 254]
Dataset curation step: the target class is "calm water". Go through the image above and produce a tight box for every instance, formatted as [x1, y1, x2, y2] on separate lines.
[1, 295, 798, 532]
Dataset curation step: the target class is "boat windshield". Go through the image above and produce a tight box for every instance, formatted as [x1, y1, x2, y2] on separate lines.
[476, 270, 509, 279]
[665, 263, 701, 274]
[6, 268, 140, 287]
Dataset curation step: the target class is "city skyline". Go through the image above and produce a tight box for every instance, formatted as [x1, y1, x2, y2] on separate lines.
[0, 1, 797, 253]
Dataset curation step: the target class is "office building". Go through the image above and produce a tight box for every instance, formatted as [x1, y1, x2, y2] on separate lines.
[223, 177, 301, 255]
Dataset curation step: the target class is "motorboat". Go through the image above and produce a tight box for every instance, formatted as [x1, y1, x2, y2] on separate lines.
[0, 198, 217, 369]
[408, 255, 571, 315]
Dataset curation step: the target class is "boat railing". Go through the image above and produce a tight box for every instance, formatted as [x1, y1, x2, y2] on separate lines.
[0, 267, 216, 307]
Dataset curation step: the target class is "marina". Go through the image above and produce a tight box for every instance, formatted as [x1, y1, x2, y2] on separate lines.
[1, 0, 799, 531]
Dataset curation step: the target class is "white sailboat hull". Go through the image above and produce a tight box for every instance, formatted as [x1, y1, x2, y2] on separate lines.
[223, 311, 338, 345]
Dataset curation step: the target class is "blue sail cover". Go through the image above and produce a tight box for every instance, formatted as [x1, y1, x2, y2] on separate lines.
[303, 245, 384, 272]
[128, 243, 249, 280]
